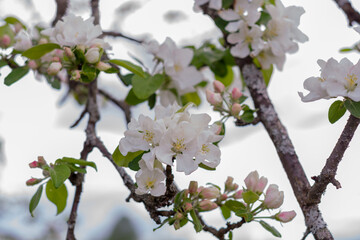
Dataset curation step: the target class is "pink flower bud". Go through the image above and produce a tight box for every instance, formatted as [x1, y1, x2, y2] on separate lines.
[225, 176, 234, 191]
[275, 210, 296, 223]
[14, 23, 23, 33]
[206, 89, 222, 106]
[85, 47, 100, 64]
[38, 38, 48, 44]
[197, 186, 204, 194]
[188, 181, 198, 195]
[234, 190, 243, 199]
[220, 193, 227, 201]
[213, 80, 225, 93]
[29, 161, 39, 168]
[71, 70, 81, 81]
[37, 156, 46, 167]
[64, 47, 75, 60]
[231, 103, 242, 116]
[244, 171, 268, 194]
[26, 178, 42, 186]
[52, 56, 60, 62]
[28, 60, 38, 70]
[47, 62, 62, 75]
[263, 184, 284, 209]
[200, 187, 220, 199]
[184, 202, 193, 212]
[213, 122, 222, 135]
[231, 87, 242, 100]
[199, 200, 218, 211]
[231, 183, 239, 191]
[175, 212, 184, 220]
[96, 61, 111, 71]
[1, 35, 11, 48]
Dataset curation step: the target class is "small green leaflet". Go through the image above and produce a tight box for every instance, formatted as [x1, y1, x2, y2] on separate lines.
[125, 88, 147, 105]
[339, 47, 353, 52]
[29, 184, 43, 217]
[4, 67, 29, 86]
[220, 205, 231, 220]
[328, 100, 346, 124]
[4, 16, 27, 29]
[174, 190, 186, 210]
[57, 157, 97, 171]
[242, 190, 259, 204]
[46, 179, 68, 215]
[109, 59, 146, 78]
[259, 220, 282, 238]
[198, 163, 216, 171]
[128, 152, 145, 171]
[132, 73, 165, 99]
[261, 64, 273, 87]
[50, 164, 71, 189]
[189, 210, 203, 232]
[215, 65, 234, 87]
[112, 147, 143, 168]
[224, 200, 246, 212]
[344, 99, 360, 118]
[181, 92, 201, 106]
[22, 43, 61, 59]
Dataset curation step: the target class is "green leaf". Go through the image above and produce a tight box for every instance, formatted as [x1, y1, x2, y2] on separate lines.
[4, 67, 29, 86]
[228, 231, 233, 240]
[242, 191, 259, 204]
[256, 11, 271, 26]
[174, 190, 186, 210]
[211, 61, 228, 77]
[340, 47, 353, 52]
[181, 92, 201, 106]
[328, 100, 346, 124]
[128, 152, 145, 171]
[0, 60, 7, 68]
[259, 220, 282, 238]
[222, 0, 234, 9]
[261, 64, 273, 86]
[51, 78, 61, 89]
[29, 185, 43, 217]
[344, 99, 360, 118]
[109, 59, 145, 78]
[215, 65, 234, 87]
[153, 218, 171, 231]
[241, 110, 255, 123]
[180, 218, 189, 227]
[189, 210, 203, 232]
[214, 17, 229, 33]
[81, 64, 98, 83]
[220, 205, 231, 220]
[50, 164, 71, 189]
[46, 179, 68, 215]
[236, 211, 253, 222]
[120, 73, 134, 86]
[148, 93, 156, 109]
[103, 67, 119, 74]
[125, 88, 147, 105]
[22, 43, 61, 59]
[206, 182, 221, 190]
[132, 73, 165, 99]
[64, 163, 87, 174]
[112, 147, 143, 168]
[4, 16, 26, 29]
[57, 157, 97, 171]
[224, 200, 246, 212]
[198, 163, 216, 171]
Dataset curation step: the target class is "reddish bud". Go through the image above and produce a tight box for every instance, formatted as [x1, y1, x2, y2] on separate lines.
[188, 181, 198, 195]
[198, 200, 218, 211]
[275, 210, 296, 223]
[200, 187, 220, 199]
[26, 178, 42, 186]
[213, 80, 225, 93]
[184, 202, 193, 212]
[1, 35, 11, 48]
[29, 161, 39, 168]
[234, 190, 243, 199]
[220, 193, 228, 201]
[231, 87, 242, 100]
[28, 60, 38, 70]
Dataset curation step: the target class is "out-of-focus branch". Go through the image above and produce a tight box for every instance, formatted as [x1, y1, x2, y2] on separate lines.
[307, 114, 360, 204]
[98, 88, 132, 124]
[52, 0, 69, 26]
[200, 4, 334, 239]
[333, 0, 360, 26]
[101, 31, 143, 44]
[90, 0, 100, 25]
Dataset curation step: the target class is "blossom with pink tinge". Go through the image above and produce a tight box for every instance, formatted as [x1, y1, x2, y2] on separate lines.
[231, 87, 242, 100]
[206, 89, 223, 106]
[275, 210, 296, 223]
[200, 187, 220, 199]
[213, 80, 225, 93]
[244, 170, 268, 194]
[231, 103, 242, 116]
[47, 62, 62, 75]
[263, 184, 284, 209]
[198, 200, 218, 211]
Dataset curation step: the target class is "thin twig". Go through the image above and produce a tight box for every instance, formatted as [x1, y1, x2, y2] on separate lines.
[307, 114, 360, 204]
[52, 0, 69, 26]
[101, 31, 143, 44]
[301, 227, 311, 240]
[333, 0, 360, 26]
[70, 108, 87, 128]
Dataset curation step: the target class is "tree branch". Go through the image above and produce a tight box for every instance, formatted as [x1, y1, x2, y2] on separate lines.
[101, 31, 143, 44]
[90, 0, 100, 25]
[52, 0, 69, 26]
[307, 114, 360, 204]
[333, 0, 360, 26]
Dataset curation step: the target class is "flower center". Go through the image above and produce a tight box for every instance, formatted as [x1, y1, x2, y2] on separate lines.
[146, 178, 155, 189]
[201, 144, 210, 154]
[172, 138, 186, 154]
[345, 73, 358, 91]
[143, 130, 155, 143]
[174, 64, 182, 72]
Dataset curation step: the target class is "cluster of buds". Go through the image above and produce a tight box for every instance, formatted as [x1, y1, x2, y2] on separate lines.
[206, 80, 253, 121]
[26, 156, 49, 186]
[166, 171, 296, 233]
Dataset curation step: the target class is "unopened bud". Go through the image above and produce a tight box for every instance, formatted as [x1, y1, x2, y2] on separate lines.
[52, 56, 60, 62]
[38, 38, 48, 44]
[206, 89, 222, 106]
[220, 193, 227, 201]
[198, 200, 218, 211]
[71, 70, 81, 81]
[175, 212, 183, 220]
[225, 176, 234, 191]
[29, 161, 39, 168]
[26, 178, 42, 186]
[64, 47, 75, 60]
[47, 62, 62, 75]
[184, 202, 193, 211]
[14, 23, 23, 33]
[96, 61, 111, 71]
[54, 49, 64, 58]
[263, 184, 284, 209]
[37, 156, 46, 167]
[188, 181, 198, 195]
[42, 169, 50, 177]
[231, 87, 242, 100]
[231, 183, 239, 191]
[244, 171, 268, 194]
[275, 210, 296, 223]
[234, 190, 243, 199]
[200, 187, 220, 199]
[1, 35, 11, 48]
[231, 103, 242, 116]
[213, 80, 225, 93]
[85, 47, 100, 64]
[28, 60, 38, 70]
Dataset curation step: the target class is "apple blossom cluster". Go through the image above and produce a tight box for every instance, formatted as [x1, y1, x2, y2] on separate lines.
[194, 0, 308, 70]
[163, 171, 296, 236]
[206, 80, 255, 122]
[119, 103, 223, 195]
[144, 37, 204, 106]
[299, 57, 360, 102]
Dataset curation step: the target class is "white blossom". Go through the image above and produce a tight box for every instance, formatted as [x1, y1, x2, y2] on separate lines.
[41, 14, 110, 49]
[13, 30, 32, 51]
[135, 160, 166, 196]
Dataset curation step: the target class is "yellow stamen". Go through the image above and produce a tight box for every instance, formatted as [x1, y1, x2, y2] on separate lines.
[143, 130, 155, 143]
[345, 73, 358, 91]
[201, 144, 210, 154]
[172, 138, 186, 154]
[146, 179, 155, 189]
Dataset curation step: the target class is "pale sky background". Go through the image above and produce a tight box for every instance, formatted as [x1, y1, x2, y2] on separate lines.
[1, 0, 360, 239]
